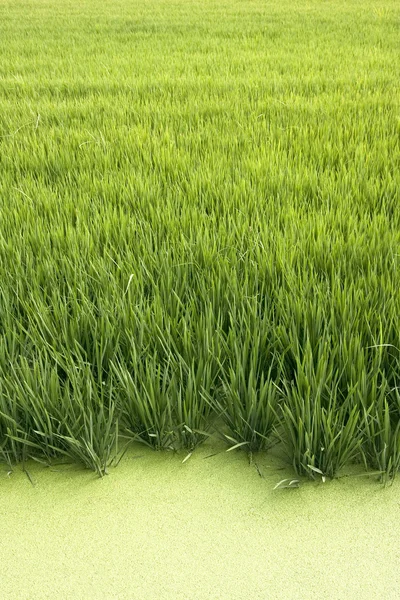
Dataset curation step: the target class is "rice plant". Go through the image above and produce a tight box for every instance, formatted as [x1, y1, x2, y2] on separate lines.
[278, 341, 362, 479]
[209, 299, 282, 452]
[360, 397, 400, 485]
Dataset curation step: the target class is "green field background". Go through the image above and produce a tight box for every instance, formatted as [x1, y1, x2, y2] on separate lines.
[0, 0, 399, 480]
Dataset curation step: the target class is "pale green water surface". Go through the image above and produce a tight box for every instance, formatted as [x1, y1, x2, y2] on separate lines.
[1, 442, 400, 600]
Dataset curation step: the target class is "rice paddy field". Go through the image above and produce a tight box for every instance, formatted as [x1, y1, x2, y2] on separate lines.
[1, 0, 400, 597]
[1, 0, 400, 483]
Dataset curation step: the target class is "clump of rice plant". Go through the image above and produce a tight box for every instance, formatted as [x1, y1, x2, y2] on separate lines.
[356, 359, 400, 484]
[0, 356, 120, 477]
[112, 350, 177, 451]
[278, 341, 361, 480]
[208, 301, 282, 453]
[360, 397, 400, 485]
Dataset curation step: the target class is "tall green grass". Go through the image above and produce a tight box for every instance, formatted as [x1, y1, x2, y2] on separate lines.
[0, 0, 399, 480]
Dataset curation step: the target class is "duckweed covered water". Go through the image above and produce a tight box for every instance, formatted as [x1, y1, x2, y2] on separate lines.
[1, 443, 400, 599]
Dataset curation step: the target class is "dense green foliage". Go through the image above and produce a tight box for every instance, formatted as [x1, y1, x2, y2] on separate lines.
[0, 0, 399, 480]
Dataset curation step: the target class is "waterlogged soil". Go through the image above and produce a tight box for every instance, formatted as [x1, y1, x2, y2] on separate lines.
[1, 441, 400, 600]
